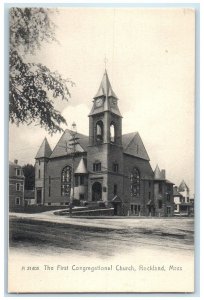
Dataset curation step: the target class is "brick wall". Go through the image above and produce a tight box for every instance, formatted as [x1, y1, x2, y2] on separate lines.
[44, 154, 85, 205]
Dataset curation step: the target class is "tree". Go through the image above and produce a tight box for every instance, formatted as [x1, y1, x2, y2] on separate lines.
[22, 164, 35, 190]
[9, 8, 74, 134]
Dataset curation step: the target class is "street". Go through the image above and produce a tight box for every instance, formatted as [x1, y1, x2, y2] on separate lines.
[9, 212, 194, 258]
[8, 212, 195, 293]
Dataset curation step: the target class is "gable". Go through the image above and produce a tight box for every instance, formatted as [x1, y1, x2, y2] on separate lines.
[35, 138, 52, 159]
[122, 132, 150, 161]
[50, 129, 89, 159]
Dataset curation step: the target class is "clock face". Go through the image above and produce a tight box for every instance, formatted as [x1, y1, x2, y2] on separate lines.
[95, 98, 103, 107]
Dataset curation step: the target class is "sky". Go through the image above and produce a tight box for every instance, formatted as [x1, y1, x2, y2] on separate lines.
[9, 8, 195, 195]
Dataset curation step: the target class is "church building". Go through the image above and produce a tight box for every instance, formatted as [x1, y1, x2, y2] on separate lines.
[35, 70, 174, 216]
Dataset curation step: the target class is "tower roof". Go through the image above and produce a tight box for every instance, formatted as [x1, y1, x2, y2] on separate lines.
[35, 138, 52, 159]
[94, 69, 118, 99]
[89, 70, 122, 117]
[75, 158, 88, 174]
[178, 180, 189, 192]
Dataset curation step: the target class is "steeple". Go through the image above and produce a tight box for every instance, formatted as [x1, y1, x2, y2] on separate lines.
[94, 69, 118, 99]
[154, 165, 162, 180]
[89, 70, 122, 117]
[35, 138, 52, 159]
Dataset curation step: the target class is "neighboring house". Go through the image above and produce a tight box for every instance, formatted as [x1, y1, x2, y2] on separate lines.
[178, 180, 190, 203]
[35, 70, 174, 216]
[24, 190, 35, 206]
[9, 160, 25, 209]
[153, 165, 174, 217]
[173, 186, 183, 214]
[173, 182, 194, 216]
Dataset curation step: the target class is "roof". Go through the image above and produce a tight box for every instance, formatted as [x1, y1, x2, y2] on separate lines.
[50, 129, 89, 159]
[111, 195, 122, 202]
[9, 161, 24, 179]
[94, 69, 118, 99]
[178, 202, 193, 207]
[75, 158, 88, 174]
[35, 138, 52, 159]
[89, 70, 122, 117]
[9, 161, 22, 169]
[178, 180, 190, 192]
[122, 132, 150, 161]
[166, 179, 174, 185]
[173, 187, 183, 197]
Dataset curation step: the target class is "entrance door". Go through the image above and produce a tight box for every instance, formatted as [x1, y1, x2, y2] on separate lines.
[36, 189, 42, 204]
[92, 182, 102, 201]
[112, 203, 121, 215]
[167, 206, 171, 216]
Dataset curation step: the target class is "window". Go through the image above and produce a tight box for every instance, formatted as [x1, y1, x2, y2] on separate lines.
[110, 123, 115, 142]
[158, 200, 162, 209]
[113, 163, 119, 173]
[187, 197, 190, 203]
[15, 197, 20, 205]
[80, 175, 84, 185]
[16, 169, 21, 176]
[130, 167, 140, 197]
[114, 184, 117, 196]
[16, 183, 20, 191]
[48, 202, 51, 206]
[159, 182, 162, 194]
[167, 194, 170, 201]
[38, 169, 41, 179]
[76, 175, 85, 186]
[75, 176, 79, 187]
[96, 121, 103, 143]
[39, 160, 41, 166]
[61, 165, 72, 196]
[93, 162, 101, 172]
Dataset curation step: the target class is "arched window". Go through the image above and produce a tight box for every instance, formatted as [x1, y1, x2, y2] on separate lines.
[61, 165, 72, 196]
[96, 121, 103, 143]
[110, 123, 115, 142]
[130, 167, 140, 197]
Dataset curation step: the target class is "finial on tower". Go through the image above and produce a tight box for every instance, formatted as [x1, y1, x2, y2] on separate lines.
[104, 56, 108, 70]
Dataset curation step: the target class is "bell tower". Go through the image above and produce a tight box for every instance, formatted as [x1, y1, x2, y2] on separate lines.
[87, 70, 124, 209]
[89, 69, 122, 146]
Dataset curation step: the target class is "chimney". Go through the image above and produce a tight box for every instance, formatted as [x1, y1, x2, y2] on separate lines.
[161, 169, 166, 179]
[174, 186, 178, 191]
[14, 159, 18, 165]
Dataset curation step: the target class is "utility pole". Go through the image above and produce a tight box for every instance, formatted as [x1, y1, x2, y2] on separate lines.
[69, 122, 79, 217]
[59, 122, 79, 218]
